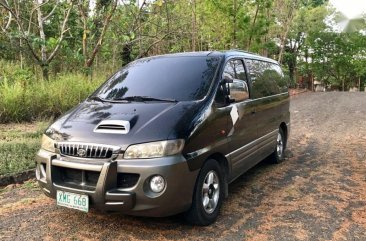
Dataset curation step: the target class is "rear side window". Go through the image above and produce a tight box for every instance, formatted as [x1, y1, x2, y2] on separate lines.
[271, 64, 288, 93]
[245, 59, 287, 98]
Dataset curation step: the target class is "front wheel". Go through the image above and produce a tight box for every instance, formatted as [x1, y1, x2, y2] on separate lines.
[185, 159, 224, 226]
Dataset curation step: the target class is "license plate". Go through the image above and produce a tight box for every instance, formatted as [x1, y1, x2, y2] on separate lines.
[56, 190, 89, 212]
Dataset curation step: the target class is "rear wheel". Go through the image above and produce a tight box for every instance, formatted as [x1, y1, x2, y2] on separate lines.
[185, 159, 224, 226]
[271, 128, 286, 163]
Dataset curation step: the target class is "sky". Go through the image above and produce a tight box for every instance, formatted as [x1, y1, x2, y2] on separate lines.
[329, 0, 366, 19]
[328, 0, 366, 32]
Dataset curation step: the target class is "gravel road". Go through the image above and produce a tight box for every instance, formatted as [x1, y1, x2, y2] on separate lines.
[1, 92, 366, 241]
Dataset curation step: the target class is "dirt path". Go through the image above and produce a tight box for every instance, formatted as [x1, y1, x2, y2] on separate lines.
[1, 92, 366, 241]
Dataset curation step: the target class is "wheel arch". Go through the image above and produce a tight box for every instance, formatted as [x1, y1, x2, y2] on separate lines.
[205, 152, 230, 198]
[279, 122, 288, 149]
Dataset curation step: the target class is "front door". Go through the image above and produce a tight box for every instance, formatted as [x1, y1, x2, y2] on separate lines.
[220, 59, 259, 181]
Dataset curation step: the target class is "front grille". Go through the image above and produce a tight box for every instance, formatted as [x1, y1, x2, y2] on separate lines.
[57, 142, 120, 159]
[117, 173, 140, 188]
[53, 166, 100, 191]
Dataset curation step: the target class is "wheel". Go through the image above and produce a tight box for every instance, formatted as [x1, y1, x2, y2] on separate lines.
[185, 159, 224, 226]
[271, 128, 286, 164]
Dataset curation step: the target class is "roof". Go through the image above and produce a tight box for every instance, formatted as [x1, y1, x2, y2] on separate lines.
[142, 50, 278, 64]
[221, 49, 279, 64]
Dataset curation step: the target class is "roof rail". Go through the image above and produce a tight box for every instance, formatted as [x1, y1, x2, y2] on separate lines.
[227, 49, 278, 63]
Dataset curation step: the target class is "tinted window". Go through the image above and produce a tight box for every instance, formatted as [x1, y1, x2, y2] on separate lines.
[96, 56, 220, 101]
[245, 59, 287, 98]
[217, 59, 249, 103]
[270, 64, 288, 92]
[222, 59, 247, 81]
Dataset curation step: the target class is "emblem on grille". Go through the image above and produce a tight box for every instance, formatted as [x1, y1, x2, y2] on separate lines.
[77, 148, 86, 157]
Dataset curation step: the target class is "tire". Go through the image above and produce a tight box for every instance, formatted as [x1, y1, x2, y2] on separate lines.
[185, 159, 224, 226]
[271, 128, 286, 164]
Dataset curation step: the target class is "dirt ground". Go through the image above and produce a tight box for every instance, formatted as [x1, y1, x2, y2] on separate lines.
[1, 92, 366, 241]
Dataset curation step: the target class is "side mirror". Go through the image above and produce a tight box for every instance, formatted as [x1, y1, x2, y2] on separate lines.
[220, 76, 235, 103]
[228, 80, 249, 103]
[220, 76, 234, 85]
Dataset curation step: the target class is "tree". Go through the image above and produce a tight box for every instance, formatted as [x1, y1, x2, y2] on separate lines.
[307, 32, 366, 91]
[274, 0, 301, 64]
[283, 4, 328, 83]
[77, 0, 117, 74]
[0, 0, 73, 80]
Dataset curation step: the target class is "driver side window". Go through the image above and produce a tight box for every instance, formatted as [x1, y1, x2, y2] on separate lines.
[221, 59, 249, 103]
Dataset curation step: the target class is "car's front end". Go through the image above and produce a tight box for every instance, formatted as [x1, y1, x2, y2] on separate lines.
[36, 137, 198, 216]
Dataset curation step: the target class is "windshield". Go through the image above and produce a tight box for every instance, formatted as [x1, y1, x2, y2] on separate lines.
[95, 56, 221, 102]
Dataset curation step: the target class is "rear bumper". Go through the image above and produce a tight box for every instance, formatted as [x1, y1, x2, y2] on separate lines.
[35, 149, 199, 217]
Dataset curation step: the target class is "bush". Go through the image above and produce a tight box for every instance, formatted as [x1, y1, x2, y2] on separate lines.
[0, 59, 33, 85]
[0, 122, 48, 175]
[0, 62, 106, 123]
[0, 142, 40, 175]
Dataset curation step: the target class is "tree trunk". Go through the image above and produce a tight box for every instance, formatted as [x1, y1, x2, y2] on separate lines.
[233, 0, 237, 47]
[247, 4, 259, 50]
[165, 0, 172, 50]
[84, 0, 117, 70]
[359, 77, 361, 91]
[277, 0, 298, 64]
[191, 0, 196, 51]
[35, 0, 49, 80]
[82, 22, 88, 67]
[288, 61, 295, 83]
[41, 64, 49, 81]
[19, 31, 23, 69]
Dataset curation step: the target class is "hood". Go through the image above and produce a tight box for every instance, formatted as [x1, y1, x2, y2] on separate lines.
[46, 99, 207, 150]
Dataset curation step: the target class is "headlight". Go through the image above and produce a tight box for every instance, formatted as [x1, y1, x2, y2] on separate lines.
[124, 139, 185, 159]
[41, 134, 56, 152]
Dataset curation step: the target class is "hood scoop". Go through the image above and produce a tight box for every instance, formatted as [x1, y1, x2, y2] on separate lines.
[94, 120, 130, 134]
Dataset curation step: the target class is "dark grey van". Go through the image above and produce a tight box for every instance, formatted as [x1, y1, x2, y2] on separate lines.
[36, 50, 290, 225]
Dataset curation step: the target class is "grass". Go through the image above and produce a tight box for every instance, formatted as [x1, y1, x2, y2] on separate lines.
[0, 122, 48, 176]
[0, 61, 113, 176]
[0, 60, 107, 123]
[0, 73, 105, 122]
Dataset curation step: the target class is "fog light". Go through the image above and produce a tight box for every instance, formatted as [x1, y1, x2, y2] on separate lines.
[150, 175, 165, 193]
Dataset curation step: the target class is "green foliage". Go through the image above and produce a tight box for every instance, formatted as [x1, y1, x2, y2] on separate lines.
[0, 62, 105, 123]
[0, 142, 40, 175]
[280, 3, 329, 83]
[0, 60, 33, 85]
[0, 122, 48, 175]
[0, 0, 364, 105]
[304, 32, 366, 90]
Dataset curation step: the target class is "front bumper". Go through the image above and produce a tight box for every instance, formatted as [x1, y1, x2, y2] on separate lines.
[35, 149, 199, 217]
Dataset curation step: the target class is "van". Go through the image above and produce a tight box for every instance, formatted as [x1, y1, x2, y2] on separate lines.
[36, 50, 290, 225]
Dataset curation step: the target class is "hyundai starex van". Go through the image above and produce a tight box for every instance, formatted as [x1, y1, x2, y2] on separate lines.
[36, 50, 290, 226]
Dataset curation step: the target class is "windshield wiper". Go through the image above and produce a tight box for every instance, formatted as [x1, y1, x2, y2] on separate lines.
[111, 96, 178, 103]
